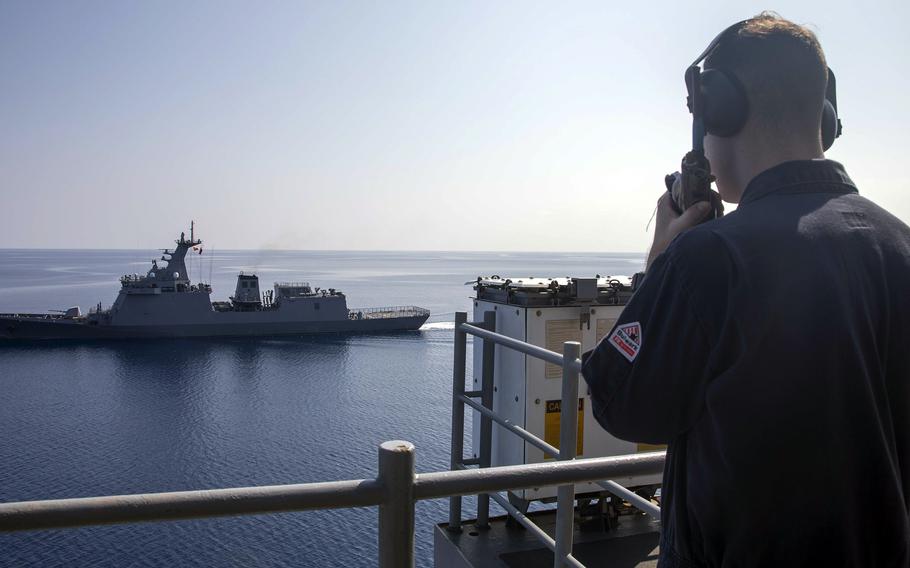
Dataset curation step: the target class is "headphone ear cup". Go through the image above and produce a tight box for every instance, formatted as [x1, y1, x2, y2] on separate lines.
[701, 69, 749, 137]
[821, 99, 838, 151]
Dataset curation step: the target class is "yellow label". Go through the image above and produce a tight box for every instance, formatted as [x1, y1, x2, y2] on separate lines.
[545, 319, 582, 379]
[636, 443, 668, 452]
[544, 398, 584, 459]
[595, 318, 617, 343]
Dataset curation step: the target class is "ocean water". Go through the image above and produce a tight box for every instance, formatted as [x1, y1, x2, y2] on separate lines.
[0, 249, 644, 567]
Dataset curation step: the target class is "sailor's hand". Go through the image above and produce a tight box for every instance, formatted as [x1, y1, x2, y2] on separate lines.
[646, 191, 712, 270]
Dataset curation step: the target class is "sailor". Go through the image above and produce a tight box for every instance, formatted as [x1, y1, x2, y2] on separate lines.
[582, 13, 910, 567]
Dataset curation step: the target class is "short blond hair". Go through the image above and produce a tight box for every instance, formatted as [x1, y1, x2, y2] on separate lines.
[706, 12, 828, 139]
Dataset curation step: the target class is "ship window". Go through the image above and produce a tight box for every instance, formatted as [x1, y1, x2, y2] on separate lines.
[314, 302, 320, 310]
[242, 282, 248, 288]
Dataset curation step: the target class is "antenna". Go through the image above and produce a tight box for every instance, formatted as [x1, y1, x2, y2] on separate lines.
[191, 220, 195, 243]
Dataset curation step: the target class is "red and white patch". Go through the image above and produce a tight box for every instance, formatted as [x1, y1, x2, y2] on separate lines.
[609, 322, 642, 362]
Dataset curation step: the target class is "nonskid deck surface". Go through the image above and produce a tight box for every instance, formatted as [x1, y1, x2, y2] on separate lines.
[435, 510, 659, 568]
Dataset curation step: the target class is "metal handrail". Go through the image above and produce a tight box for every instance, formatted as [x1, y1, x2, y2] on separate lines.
[450, 311, 664, 567]
[0, 452, 664, 531]
[458, 392, 661, 519]
[458, 394, 560, 456]
[0, 447, 664, 563]
[417, 452, 665, 501]
[349, 305, 429, 313]
[348, 305, 431, 318]
[459, 321, 582, 372]
[0, 479, 385, 532]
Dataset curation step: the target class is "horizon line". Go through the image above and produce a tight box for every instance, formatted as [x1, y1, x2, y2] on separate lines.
[0, 247, 647, 255]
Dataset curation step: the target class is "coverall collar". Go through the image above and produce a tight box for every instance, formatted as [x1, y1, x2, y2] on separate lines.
[739, 159, 857, 207]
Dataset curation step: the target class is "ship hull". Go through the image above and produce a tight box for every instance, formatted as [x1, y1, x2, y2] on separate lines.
[0, 314, 430, 341]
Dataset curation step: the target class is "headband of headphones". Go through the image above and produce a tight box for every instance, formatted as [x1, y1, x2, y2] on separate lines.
[686, 19, 842, 152]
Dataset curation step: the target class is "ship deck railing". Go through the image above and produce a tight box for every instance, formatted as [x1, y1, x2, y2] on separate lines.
[275, 281, 311, 288]
[0, 313, 73, 320]
[0, 310, 665, 568]
[348, 305, 430, 319]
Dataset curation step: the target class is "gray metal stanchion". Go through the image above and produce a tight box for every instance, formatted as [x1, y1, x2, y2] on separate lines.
[378, 440, 416, 568]
[554, 341, 580, 567]
[476, 310, 496, 529]
[448, 312, 468, 532]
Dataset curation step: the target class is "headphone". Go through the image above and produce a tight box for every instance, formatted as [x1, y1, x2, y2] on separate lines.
[686, 20, 843, 153]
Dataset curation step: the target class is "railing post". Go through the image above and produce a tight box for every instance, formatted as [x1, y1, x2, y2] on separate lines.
[554, 341, 580, 567]
[378, 440, 416, 568]
[448, 312, 468, 532]
[476, 309, 496, 529]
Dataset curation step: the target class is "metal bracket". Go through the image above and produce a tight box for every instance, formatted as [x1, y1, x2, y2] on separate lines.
[579, 310, 590, 331]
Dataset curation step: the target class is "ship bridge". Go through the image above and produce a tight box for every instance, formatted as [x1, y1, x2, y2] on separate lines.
[118, 223, 209, 295]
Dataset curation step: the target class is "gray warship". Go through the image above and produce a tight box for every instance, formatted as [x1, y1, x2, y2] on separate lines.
[0, 226, 430, 340]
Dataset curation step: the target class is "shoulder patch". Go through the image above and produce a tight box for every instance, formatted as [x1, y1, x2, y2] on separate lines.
[609, 322, 642, 362]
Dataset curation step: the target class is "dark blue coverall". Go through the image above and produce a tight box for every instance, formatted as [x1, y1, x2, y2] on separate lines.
[582, 160, 910, 567]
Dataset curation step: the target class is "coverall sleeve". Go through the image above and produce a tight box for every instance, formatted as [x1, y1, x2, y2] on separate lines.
[582, 247, 714, 444]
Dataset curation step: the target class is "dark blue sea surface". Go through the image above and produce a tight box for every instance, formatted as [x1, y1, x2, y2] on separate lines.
[0, 249, 644, 567]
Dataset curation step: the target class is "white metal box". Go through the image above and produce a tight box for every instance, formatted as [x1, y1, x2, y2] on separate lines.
[470, 277, 663, 500]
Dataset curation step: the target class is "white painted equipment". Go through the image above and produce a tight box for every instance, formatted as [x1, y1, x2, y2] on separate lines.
[470, 276, 664, 500]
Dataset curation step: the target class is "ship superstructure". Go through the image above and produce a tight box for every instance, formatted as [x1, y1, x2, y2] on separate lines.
[0, 225, 429, 340]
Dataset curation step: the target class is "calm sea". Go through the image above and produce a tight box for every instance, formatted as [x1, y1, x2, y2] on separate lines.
[0, 249, 644, 567]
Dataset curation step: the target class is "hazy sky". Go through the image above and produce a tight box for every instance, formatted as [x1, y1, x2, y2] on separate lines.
[1, 1, 908, 252]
